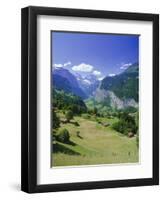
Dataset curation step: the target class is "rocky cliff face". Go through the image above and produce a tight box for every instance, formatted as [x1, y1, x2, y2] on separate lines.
[100, 63, 139, 102]
[95, 88, 138, 109]
[94, 63, 139, 110]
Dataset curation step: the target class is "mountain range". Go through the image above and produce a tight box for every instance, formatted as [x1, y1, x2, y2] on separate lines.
[52, 63, 139, 109]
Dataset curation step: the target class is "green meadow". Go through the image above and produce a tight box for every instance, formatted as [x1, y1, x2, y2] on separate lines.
[52, 112, 138, 167]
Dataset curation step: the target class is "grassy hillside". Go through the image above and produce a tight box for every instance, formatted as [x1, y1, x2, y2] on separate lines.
[52, 113, 138, 167]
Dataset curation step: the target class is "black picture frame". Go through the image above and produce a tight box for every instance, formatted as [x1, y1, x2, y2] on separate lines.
[21, 6, 159, 193]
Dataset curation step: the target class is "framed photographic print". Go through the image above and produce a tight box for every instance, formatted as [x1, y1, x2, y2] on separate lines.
[21, 6, 159, 193]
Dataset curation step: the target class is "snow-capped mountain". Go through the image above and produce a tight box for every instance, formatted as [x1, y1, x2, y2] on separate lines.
[73, 73, 100, 97]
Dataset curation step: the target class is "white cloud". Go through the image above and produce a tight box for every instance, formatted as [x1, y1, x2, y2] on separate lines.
[64, 61, 71, 67]
[120, 63, 132, 70]
[109, 73, 116, 77]
[53, 61, 71, 68]
[72, 63, 94, 72]
[53, 63, 63, 68]
[93, 70, 101, 76]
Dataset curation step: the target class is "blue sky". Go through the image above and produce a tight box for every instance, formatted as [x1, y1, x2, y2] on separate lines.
[52, 31, 139, 79]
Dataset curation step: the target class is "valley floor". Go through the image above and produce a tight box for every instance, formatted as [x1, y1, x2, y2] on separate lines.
[52, 114, 139, 167]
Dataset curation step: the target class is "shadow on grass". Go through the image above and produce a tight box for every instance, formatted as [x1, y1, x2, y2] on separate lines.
[66, 140, 76, 146]
[77, 135, 83, 139]
[53, 142, 80, 155]
[69, 121, 80, 126]
[60, 120, 80, 127]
